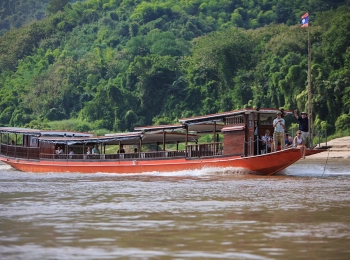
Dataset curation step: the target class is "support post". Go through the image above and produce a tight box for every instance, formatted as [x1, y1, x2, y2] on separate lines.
[307, 21, 312, 148]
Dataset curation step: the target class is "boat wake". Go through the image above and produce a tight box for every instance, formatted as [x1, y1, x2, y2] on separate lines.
[140, 167, 253, 177]
[44, 167, 254, 177]
[0, 163, 13, 171]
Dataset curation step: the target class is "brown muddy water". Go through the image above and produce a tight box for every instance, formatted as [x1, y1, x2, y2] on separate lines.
[0, 160, 350, 259]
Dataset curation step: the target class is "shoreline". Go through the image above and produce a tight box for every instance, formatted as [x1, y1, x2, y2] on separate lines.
[306, 136, 350, 160]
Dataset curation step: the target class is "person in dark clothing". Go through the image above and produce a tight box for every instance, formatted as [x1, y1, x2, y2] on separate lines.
[293, 110, 309, 147]
[285, 133, 293, 148]
[117, 144, 125, 153]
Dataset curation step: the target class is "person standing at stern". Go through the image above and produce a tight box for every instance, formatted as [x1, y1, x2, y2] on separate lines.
[273, 111, 286, 151]
[294, 109, 309, 147]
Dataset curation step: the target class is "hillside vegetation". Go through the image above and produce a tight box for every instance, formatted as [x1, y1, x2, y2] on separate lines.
[0, 0, 349, 136]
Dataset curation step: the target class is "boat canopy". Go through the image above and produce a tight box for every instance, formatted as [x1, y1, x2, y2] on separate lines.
[179, 108, 292, 125]
[39, 130, 93, 137]
[39, 132, 142, 145]
[106, 131, 199, 145]
[134, 124, 184, 132]
[134, 123, 225, 134]
[0, 127, 93, 137]
[37, 131, 199, 146]
[0, 127, 41, 136]
[221, 126, 245, 132]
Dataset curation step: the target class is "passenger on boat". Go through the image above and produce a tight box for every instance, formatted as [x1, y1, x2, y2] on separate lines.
[69, 148, 74, 159]
[56, 146, 63, 154]
[276, 141, 282, 151]
[261, 130, 272, 153]
[293, 110, 309, 147]
[285, 133, 293, 148]
[86, 147, 91, 155]
[266, 116, 273, 125]
[294, 130, 306, 159]
[273, 111, 285, 151]
[92, 145, 100, 154]
[117, 145, 125, 153]
[11, 140, 15, 145]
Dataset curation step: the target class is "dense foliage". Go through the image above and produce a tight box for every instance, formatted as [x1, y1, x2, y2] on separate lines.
[0, 0, 49, 36]
[0, 0, 80, 36]
[0, 0, 349, 136]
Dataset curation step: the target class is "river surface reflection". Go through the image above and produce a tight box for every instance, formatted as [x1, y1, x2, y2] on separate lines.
[1, 160, 350, 259]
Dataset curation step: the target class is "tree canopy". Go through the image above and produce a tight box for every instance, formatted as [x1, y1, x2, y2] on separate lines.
[0, 0, 349, 137]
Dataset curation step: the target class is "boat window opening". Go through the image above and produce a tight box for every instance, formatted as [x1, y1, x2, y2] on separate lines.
[259, 114, 273, 125]
[186, 142, 223, 158]
[248, 114, 253, 128]
[225, 115, 244, 125]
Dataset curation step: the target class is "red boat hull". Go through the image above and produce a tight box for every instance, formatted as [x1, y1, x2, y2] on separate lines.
[1, 148, 302, 175]
[305, 148, 328, 156]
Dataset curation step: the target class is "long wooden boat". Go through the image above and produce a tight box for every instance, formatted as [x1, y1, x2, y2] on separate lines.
[0, 108, 325, 175]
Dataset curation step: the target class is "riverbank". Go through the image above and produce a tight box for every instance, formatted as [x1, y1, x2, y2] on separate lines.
[307, 136, 350, 159]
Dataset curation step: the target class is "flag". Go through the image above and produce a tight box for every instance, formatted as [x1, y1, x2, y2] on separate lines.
[301, 12, 309, 27]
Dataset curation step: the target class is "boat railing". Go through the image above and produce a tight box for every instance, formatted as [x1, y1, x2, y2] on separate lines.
[40, 153, 86, 160]
[0, 144, 40, 159]
[186, 142, 223, 158]
[1, 144, 187, 161]
[39, 150, 186, 161]
[139, 150, 185, 159]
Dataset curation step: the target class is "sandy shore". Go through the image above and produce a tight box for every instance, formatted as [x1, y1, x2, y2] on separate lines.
[306, 136, 350, 160]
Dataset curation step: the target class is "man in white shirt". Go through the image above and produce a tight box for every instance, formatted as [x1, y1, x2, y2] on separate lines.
[69, 147, 74, 159]
[273, 111, 286, 151]
[56, 146, 63, 154]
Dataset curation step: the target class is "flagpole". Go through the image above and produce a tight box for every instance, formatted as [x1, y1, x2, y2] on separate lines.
[307, 16, 312, 148]
[302, 11, 312, 148]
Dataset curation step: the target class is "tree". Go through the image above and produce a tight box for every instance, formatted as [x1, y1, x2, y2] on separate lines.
[47, 0, 70, 15]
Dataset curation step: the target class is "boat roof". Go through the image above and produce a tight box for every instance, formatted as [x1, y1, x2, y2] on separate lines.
[0, 127, 41, 135]
[179, 108, 292, 125]
[40, 130, 93, 137]
[105, 131, 199, 145]
[134, 123, 225, 134]
[0, 127, 93, 137]
[38, 135, 139, 145]
[134, 108, 291, 133]
[38, 131, 199, 145]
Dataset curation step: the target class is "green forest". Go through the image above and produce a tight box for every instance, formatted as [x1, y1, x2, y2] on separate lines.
[0, 0, 349, 138]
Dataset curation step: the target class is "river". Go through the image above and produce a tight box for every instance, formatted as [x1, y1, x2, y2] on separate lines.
[1, 160, 350, 259]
